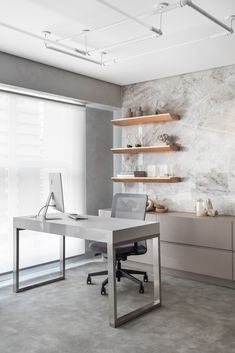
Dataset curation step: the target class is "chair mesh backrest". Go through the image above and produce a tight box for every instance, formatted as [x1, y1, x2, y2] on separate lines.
[111, 193, 147, 253]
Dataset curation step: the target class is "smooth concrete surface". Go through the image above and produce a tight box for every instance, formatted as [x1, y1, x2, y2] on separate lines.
[0, 262, 235, 353]
[0, 51, 121, 107]
[86, 108, 113, 216]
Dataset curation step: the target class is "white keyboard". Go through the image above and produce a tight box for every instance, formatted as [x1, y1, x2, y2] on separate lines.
[68, 213, 88, 220]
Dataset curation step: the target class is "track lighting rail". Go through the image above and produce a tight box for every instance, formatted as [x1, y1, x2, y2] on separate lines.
[0, 1, 233, 67]
[181, 0, 233, 34]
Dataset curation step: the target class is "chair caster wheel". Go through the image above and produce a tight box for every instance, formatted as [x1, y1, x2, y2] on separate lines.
[143, 274, 148, 283]
[139, 284, 144, 294]
[87, 276, 92, 285]
[101, 287, 107, 295]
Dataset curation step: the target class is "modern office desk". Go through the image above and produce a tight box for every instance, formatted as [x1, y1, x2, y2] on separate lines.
[13, 214, 161, 327]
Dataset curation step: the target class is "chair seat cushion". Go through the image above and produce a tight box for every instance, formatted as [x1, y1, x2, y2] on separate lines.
[89, 241, 147, 256]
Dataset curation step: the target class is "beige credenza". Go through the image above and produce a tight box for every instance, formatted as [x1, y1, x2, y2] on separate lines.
[99, 209, 235, 283]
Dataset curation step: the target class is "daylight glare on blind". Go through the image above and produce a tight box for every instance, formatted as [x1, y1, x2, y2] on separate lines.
[0, 92, 86, 273]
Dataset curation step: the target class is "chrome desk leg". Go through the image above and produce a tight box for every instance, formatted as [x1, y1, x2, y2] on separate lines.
[13, 227, 66, 293]
[153, 236, 162, 304]
[13, 227, 20, 293]
[60, 236, 66, 278]
[107, 242, 117, 327]
[108, 234, 161, 328]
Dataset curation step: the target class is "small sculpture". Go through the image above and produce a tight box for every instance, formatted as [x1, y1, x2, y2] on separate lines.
[146, 198, 155, 212]
[195, 198, 218, 217]
[135, 133, 142, 147]
[158, 133, 171, 145]
[127, 134, 133, 148]
[127, 108, 133, 117]
[154, 202, 168, 213]
[136, 106, 143, 117]
[145, 198, 168, 213]
[205, 199, 218, 217]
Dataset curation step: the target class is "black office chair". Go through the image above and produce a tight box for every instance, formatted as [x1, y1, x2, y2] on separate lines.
[87, 193, 148, 295]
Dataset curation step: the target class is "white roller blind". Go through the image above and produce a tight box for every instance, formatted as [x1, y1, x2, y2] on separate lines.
[0, 91, 86, 273]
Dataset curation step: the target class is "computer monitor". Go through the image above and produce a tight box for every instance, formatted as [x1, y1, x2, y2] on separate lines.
[49, 173, 65, 213]
[39, 172, 65, 220]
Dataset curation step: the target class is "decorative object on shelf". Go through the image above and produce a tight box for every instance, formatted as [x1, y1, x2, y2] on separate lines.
[158, 133, 171, 145]
[134, 171, 147, 177]
[154, 100, 160, 115]
[154, 202, 168, 213]
[158, 164, 169, 177]
[127, 134, 133, 148]
[205, 199, 218, 217]
[147, 165, 157, 177]
[116, 171, 134, 178]
[146, 198, 155, 212]
[136, 106, 143, 117]
[135, 132, 142, 147]
[127, 108, 133, 118]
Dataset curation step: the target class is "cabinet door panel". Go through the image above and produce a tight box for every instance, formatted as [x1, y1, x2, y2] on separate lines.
[161, 242, 232, 280]
[233, 253, 235, 280]
[159, 215, 232, 250]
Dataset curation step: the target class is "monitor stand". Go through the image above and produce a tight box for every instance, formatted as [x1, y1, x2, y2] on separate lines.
[37, 192, 63, 220]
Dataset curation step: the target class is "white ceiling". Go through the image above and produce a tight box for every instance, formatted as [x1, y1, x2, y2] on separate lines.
[0, 0, 234, 85]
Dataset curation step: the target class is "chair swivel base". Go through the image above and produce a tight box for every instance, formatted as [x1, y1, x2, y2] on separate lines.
[87, 265, 148, 296]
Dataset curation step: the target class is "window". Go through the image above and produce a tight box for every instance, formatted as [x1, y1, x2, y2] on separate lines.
[0, 91, 86, 274]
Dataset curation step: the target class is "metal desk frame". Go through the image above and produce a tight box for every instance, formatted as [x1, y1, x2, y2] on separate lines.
[13, 215, 161, 328]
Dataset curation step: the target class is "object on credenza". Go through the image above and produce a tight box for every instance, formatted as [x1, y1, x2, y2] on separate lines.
[205, 199, 218, 217]
[195, 198, 218, 217]
[146, 198, 155, 212]
[134, 171, 147, 177]
[127, 108, 133, 117]
[136, 106, 143, 117]
[154, 202, 168, 213]
[117, 171, 134, 178]
[196, 199, 207, 217]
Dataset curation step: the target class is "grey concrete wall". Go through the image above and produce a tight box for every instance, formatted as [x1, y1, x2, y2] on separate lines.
[86, 107, 113, 215]
[0, 51, 121, 107]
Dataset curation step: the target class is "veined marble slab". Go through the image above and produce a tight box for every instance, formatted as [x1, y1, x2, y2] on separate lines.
[120, 65, 235, 215]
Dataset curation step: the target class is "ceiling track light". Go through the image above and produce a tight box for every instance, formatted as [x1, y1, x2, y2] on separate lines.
[96, 0, 163, 36]
[43, 31, 88, 57]
[0, 0, 234, 68]
[45, 43, 103, 66]
[180, 0, 233, 34]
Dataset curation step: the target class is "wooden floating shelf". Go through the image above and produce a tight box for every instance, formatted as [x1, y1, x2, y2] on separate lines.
[111, 145, 180, 154]
[112, 177, 181, 183]
[111, 113, 180, 126]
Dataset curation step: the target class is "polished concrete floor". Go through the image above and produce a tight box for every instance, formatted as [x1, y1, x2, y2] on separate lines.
[0, 262, 235, 353]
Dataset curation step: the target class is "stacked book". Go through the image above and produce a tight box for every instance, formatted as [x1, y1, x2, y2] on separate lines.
[116, 171, 134, 178]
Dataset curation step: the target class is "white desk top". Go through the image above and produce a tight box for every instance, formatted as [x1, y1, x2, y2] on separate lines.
[13, 214, 159, 245]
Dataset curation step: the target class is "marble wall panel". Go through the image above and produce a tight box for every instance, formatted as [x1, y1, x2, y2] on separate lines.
[120, 65, 235, 214]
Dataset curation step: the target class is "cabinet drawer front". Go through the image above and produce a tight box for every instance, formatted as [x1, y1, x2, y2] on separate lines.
[233, 223, 235, 251]
[233, 253, 235, 280]
[161, 242, 232, 280]
[159, 215, 232, 250]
